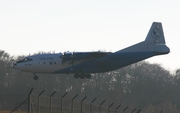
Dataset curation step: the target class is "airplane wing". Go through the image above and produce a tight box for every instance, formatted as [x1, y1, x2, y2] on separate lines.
[61, 51, 112, 61]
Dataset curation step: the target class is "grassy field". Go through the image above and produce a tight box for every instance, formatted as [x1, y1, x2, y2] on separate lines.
[1, 111, 57, 113]
[0, 111, 27, 113]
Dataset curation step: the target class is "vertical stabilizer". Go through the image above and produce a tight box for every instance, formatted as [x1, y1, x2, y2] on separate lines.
[145, 22, 165, 45]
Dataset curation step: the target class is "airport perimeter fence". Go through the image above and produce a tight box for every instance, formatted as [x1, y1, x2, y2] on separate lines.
[0, 88, 163, 113]
[26, 90, 125, 113]
[30, 95, 107, 113]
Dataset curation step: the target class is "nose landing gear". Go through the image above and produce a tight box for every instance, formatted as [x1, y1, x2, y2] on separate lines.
[33, 73, 39, 80]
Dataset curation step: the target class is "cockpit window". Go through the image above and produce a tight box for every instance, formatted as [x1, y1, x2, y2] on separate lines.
[24, 57, 32, 61]
[16, 57, 32, 63]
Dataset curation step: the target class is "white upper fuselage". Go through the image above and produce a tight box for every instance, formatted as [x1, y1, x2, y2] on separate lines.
[13, 52, 108, 74]
[14, 53, 77, 73]
[14, 53, 63, 73]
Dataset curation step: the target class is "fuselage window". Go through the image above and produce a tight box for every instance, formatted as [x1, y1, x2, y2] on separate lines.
[54, 62, 56, 64]
[49, 62, 53, 65]
[44, 62, 46, 64]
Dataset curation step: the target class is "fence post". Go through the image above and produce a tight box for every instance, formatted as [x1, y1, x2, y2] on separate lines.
[99, 100, 106, 113]
[123, 106, 128, 113]
[108, 102, 114, 113]
[61, 92, 68, 113]
[115, 104, 121, 113]
[131, 108, 136, 113]
[28, 88, 34, 113]
[38, 90, 45, 113]
[81, 96, 87, 113]
[90, 98, 97, 113]
[50, 91, 56, 113]
[10, 98, 29, 113]
[71, 94, 78, 113]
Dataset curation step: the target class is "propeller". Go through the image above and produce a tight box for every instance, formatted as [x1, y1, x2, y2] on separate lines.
[61, 52, 66, 65]
[71, 52, 76, 65]
[61, 51, 76, 65]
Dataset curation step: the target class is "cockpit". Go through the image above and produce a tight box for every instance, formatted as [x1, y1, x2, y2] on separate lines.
[16, 57, 33, 63]
[12, 57, 33, 68]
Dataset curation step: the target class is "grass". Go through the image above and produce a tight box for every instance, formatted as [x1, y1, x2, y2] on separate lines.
[0, 111, 27, 113]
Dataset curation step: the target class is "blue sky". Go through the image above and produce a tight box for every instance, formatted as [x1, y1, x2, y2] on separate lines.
[0, 0, 180, 71]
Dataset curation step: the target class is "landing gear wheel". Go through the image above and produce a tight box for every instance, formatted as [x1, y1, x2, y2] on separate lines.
[74, 73, 91, 79]
[33, 75, 38, 80]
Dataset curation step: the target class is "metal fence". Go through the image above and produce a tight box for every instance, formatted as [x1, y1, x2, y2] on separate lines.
[2, 88, 163, 113]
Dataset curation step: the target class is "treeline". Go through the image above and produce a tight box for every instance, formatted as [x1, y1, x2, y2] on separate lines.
[0, 50, 180, 113]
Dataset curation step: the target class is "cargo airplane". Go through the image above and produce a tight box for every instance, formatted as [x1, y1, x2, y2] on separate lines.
[13, 22, 170, 80]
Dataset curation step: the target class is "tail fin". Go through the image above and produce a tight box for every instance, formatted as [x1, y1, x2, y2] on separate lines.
[117, 22, 170, 54]
[145, 22, 165, 45]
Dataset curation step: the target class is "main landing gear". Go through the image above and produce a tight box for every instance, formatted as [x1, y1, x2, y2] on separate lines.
[32, 73, 91, 80]
[74, 73, 91, 79]
[33, 73, 39, 80]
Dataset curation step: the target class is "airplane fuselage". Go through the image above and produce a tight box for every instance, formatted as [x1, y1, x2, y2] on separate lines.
[13, 50, 168, 74]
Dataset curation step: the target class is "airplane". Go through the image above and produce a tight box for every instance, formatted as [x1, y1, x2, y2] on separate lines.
[13, 22, 170, 80]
